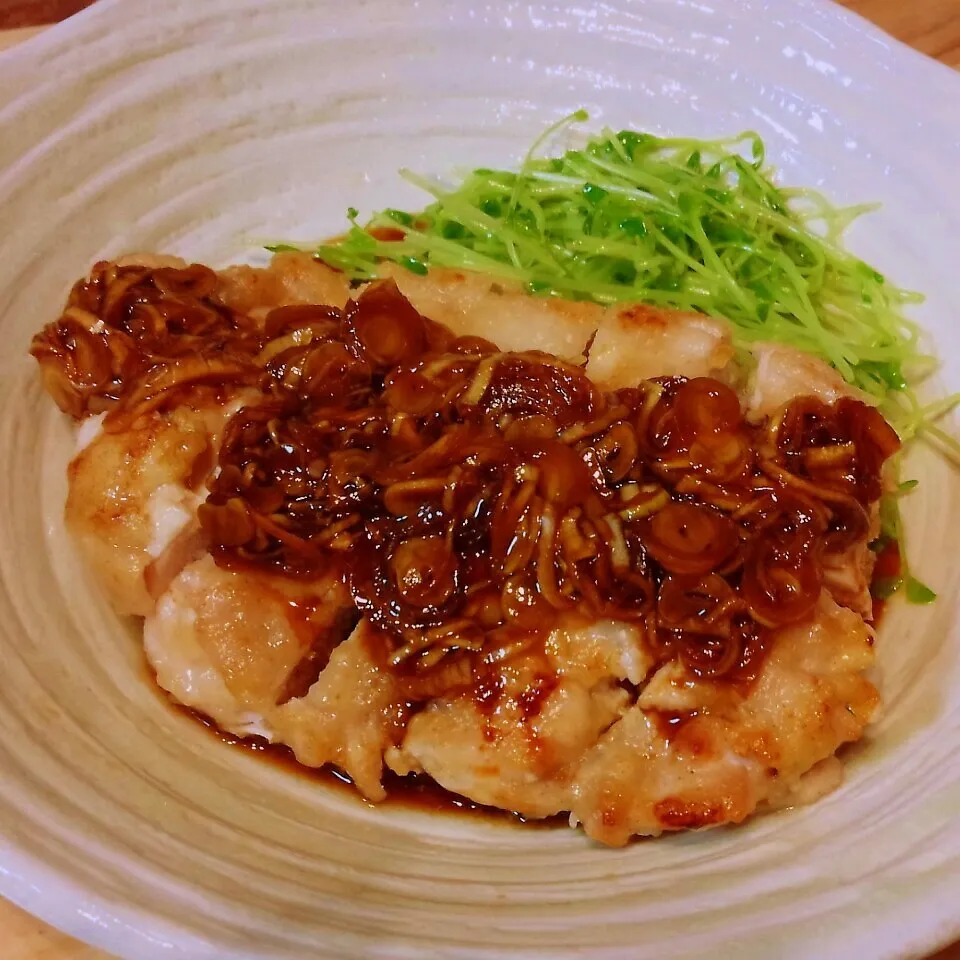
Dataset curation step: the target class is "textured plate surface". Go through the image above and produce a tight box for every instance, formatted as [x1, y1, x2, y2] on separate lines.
[0, 1, 959, 958]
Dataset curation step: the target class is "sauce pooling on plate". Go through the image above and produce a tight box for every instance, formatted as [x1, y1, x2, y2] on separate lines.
[179, 700, 567, 826]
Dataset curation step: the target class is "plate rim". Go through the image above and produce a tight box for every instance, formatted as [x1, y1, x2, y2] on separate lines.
[0, 1, 958, 958]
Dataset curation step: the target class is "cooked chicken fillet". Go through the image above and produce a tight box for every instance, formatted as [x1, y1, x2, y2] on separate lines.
[66, 397, 246, 617]
[145, 554, 347, 734]
[387, 620, 651, 816]
[273, 620, 404, 801]
[377, 263, 603, 362]
[40, 252, 891, 847]
[745, 341, 864, 422]
[586, 304, 735, 387]
[218, 251, 354, 318]
[388, 645, 634, 817]
[146, 554, 397, 797]
[572, 592, 878, 845]
[222, 253, 601, 361]
[220, 252, 736, 370]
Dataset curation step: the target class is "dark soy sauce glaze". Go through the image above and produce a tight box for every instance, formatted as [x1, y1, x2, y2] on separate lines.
[36, 261, 903, 826]
[178, 701, 567, 827]
[33, 261, 903, 710]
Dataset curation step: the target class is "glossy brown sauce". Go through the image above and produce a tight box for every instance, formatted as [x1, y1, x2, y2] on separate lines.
[178, 701, 566, 827]
[34, 259, 904, 820]
[648, 709, 699, 744]
[192, 284, 895, 701]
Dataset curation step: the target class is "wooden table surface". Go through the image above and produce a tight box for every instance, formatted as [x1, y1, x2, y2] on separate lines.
[0, 1, 958, 958]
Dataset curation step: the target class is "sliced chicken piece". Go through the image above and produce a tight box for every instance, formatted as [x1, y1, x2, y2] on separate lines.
[389, 653, 628, 818]
[736, 591, 879, 778]
[67, 410, 206, 618]
[217, 251, 353, 318]
[585, 304, 734, 388]
[218, 253, 735, 374]
[65, 392, 254, 617]
[545, 617, 654, 688]
[145, 553, 353, 742]
[576, 709, 768, 842]
[272, 620, 403, 801]
[389, 619, 650, 819]
[572, 592, 878, 845]
[764, 755, 845, 811]
[378, 263, 602, 362]
[745, 342, 863, 422]
[219, 251, 601, 356]
[55, 250, 888, 843]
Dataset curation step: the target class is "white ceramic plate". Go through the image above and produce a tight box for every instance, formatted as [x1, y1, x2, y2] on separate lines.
[0, 1, 958, 958]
